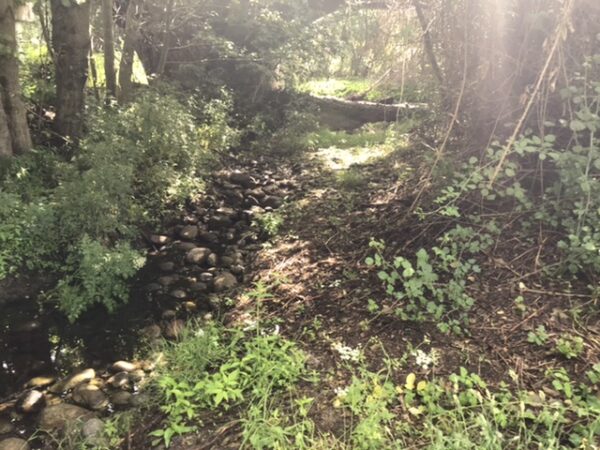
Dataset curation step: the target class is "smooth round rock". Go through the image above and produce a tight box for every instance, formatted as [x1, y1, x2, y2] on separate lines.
[110, 391, 133, 407]
[24, 376, 56, 389]
[199, 273, 214, 283]
[214, 272, 238, 292]
[38, 404, 95, 432]
[170, 289, 187, 300]
[150, 235, 170, 245]
[185, 247, 211, 265]
[72, 384, 108, 411]
[179, 225, 199, 241]
[16, 390, 45, 414]
[0, 438, 30, 450]
[82, 418, 105, 445]
[159, 262, 175, 272]
[108, 372, 130, 389]
[110, 361, 137, 373]
[0, 418, 15, 435]
[164, 320, 185, 340]
[141, 324, 162, 340]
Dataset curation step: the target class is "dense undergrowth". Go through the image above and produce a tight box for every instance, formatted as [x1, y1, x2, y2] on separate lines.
[0, 89, 237, 321]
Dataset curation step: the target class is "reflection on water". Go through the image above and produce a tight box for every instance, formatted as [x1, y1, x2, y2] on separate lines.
[0, 287, 152, 399]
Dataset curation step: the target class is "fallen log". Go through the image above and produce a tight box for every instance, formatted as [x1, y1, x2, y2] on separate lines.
[307, 94, 428, 130]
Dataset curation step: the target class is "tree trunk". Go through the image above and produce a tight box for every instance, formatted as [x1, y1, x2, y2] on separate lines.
[102, 0, 116, 99]
[411, 0, 445, 88]
[0, 0, 32, 155]
[118, 0, 141, 104]
[155, 0, 174, 77]
[0, 91, 12, 157]
[50, 0, 91, 144]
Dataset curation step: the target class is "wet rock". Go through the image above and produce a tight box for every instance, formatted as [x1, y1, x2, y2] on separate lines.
[199, 273, 214, 283]
[141, 324, 162, 340]
[150, 235, 170, 246]
[108, 372, 130, 389]
[230, 171, 257, 188]
[174, 241, 197, 252]
[262, 195, 283, 209]
[208, 215, 232, 230]
[25, 376, 56, 389]
[164, 320, 185, 340]
[185, 247, 211, 265]
[246, 187, 266, 199]
[158, 275, 179, 287]
[16, 390, 45, 414]
[39, 404, 94, 432]
[183, 301, 197, 312]
[214, 272, 238, 292]
[198, 231, 219, 244]
[111, 361, 137, 373]
[179, 225, 199, 241]
[110, 391, 133, 407]
[72, 384, 108, 411]
[0, 418, 15, 435]
[159, 261, 175, 272]
[161, 310, 176, 320]
[82, 418, 105, 446]
[217, 206, 238, 218]
[230, 264, 245, 276]
[170, 289, 187, 300]
[129, 370, 145, 383]
[0, 438, 30, 450]
[220, 256, 234, 268]
[51, 369, 96, 393]
[189, 282, 208, 293]
[207, 253, 219, 267]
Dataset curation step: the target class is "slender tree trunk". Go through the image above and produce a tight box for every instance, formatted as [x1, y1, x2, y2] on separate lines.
[155, 0, 174, 77]
[50, 0, 91, 144]
[102, 0, 116, 99]
[0, 0, 32, 155]
[412, 0, 445, 88]
[0, 91, 12, 157]
[118, 0, 141, 104]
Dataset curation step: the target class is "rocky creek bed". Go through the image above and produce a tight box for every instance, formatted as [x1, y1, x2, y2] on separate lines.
[0, 161, 299, 449]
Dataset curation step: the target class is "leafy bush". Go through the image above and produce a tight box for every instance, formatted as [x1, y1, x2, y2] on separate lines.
[0, 89, 237, 320]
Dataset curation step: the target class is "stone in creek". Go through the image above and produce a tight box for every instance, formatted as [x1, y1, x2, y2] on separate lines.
[208, 215, 232, 230]
[159, 261, 175, 272]
[129, 370, 145, 383]
[0, 418, 15, 435]
[198, 231, 219, 244]
[170, 289, 187, 300]
[51, 369, 96, 393]
[229, 171, 257, 188]
[175, 241, 197, 252]
[207, 253, 218, 267]
[164, 320, 185, 340]
[189, 282, 208, 293]
[220, 256, 234, 268]
[185, 247, 211, 265]
[214, 272, 238, 292]
[230, 264, 245, 276]
[150, 235, 170, 245]
[71, 384, 108, 411]
[38, 404, 95, 432]
[161, 310, 176, 320]
[82, 418, 105, 446]
[108, 372, 130, 389]
[0, 438, 30, 450]
[179, 225, 199, 241]
[16, 390, 45, 414]
[183, 301, 197, 313]
[158, 275, 179, 287]
[110, 391, 133, 407]
[25, 376, 56, 389]
[110, 361, 138, 373]
[199, 272, 214, 283]
[245, 187, 266, 199]
[261, 195, 283, 209]
[216, 206, 237, 218]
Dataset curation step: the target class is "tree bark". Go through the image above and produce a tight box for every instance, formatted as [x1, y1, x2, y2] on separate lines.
[0, 91, 12, 157]
[411, 0, 445, 88]
[155, 0, 174, 77]
[51, 0, 91, 144]
[118, 0, 141, 104]
[0, 0, 32, 155]
[102, 0, 116, 99]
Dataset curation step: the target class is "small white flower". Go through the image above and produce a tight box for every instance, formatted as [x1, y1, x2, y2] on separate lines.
[194, 328, 205, 337]
[332, 342, 361, 362]
[413, 349, 434, 370]
[334, 386, 349, 399]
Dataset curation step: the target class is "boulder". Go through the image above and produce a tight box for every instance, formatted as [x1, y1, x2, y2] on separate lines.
[214, 272, 238, 292]
[38, 404, 94, 432]
[185, 247, 211, 265]
[71, 384, 108, 411]
[50, 369, 95, 393]
[82, 418, 105, 446]
[0, 438, 30, 450]
[16, 390, 45, 414]
[179, 225, 199, 241]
